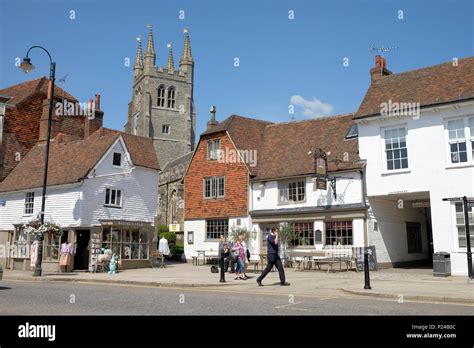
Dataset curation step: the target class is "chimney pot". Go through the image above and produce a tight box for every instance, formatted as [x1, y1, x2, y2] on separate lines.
[95, 94, 101, 110]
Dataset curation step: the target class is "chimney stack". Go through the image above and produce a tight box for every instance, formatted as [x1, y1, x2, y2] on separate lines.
[370, 54, 392, 81]
[39, 80, 60, 142]
[95, 94, 101, 110]
[207, 105, 218, 130]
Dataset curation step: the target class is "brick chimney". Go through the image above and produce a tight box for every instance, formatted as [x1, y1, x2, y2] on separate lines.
[84, 94, 104, 139]
[39, 80, 60, 142]
[207, 105, 218, 130]
[370, 55, 392, 81]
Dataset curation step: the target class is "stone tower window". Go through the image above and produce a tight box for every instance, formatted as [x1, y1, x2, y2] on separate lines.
[167, 86, 176, 109]
[157, 85, 166, 107]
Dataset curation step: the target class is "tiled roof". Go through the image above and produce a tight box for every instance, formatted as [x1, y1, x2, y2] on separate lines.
[356, 56, 474, 119]
[0, 77, 77, 106]
[254, 113, 362, 181]
[0, 128, 159, 193]
[202, 114, 272, 175]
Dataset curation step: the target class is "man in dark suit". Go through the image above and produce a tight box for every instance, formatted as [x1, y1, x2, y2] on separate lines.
[256, 227, 290, 286]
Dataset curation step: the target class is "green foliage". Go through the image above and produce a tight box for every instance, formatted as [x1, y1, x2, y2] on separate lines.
[157, 224, 169, 235]
[278, 222, 296, 245]
[159, 232, 176, 255]
[229, 226, 250, 242]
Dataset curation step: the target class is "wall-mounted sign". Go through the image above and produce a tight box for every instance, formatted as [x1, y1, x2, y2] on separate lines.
[169, 224, 180, 232]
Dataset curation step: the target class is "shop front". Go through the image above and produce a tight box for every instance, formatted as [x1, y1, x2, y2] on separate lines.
[98, 220, 156, 270]
[4, 220, 156, 272]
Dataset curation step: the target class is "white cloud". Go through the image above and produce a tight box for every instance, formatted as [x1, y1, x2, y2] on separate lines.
[290, 95, 334, 118]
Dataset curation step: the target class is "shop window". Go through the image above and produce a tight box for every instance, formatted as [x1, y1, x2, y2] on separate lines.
[325, 221, 353, 246]
[289, 222, 314, 247]
[44, 233, 60, 261]
[206, 219, 229, 240]
[103, 227, 149, 260]
[13, 226, 30, 258]
[455, 203, 474, 248]
[24, 192, 34, 215]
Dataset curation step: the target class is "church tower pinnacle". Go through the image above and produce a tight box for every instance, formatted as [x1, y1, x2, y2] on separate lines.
[144, 24, 156, 73]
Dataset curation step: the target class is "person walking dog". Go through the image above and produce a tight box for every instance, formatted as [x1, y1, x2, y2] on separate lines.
[256, 227, 290, 286]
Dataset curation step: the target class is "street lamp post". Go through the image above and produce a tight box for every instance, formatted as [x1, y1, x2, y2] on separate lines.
[19, 46, 56, 277]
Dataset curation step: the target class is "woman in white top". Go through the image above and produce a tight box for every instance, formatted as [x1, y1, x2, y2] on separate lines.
[239, 234, 250, 278]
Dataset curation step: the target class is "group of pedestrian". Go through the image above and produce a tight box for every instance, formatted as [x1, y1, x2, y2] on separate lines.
[217, 227, 289, 287]
[218, 234, 250, 282]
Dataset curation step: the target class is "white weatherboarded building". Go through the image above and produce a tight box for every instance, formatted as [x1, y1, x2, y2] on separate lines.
[0, 128, 160, 272]
[355, 56, 474, 275]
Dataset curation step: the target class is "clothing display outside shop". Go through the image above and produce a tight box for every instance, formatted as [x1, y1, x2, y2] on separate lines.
[30, 240, 39, 271]
[59, 242, 74, 272]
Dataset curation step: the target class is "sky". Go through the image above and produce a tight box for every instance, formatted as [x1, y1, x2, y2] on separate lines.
[0, 0, 473, 136]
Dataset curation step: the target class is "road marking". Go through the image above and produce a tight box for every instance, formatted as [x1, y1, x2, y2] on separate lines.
[275, 302, 308, 311]
[4, 279, 473, 307]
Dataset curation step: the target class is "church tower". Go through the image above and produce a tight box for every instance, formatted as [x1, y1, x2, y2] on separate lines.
[125, 25, 196, 167]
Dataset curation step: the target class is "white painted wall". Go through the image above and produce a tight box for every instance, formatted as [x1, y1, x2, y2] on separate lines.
[357, 101, 474, 274]
[184, 216, 252, 259]
[367, 197, 428, 264]
[0, 136, 159, 232]
[251, 172, 363, 211]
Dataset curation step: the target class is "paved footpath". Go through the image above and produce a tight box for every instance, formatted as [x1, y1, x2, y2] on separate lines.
[3, 262, 473, 305]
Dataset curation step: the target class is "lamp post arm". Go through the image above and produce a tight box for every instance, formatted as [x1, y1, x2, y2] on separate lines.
[26, 46, 53, 65]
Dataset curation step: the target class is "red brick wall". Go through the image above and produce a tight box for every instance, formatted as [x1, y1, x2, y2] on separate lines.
[0, 93, 102, 181]
[185, 131, 249, 219]
[1, 95, 43, 181]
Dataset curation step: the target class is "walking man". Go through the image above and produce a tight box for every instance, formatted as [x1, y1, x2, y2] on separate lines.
[256, 227, 290, 286]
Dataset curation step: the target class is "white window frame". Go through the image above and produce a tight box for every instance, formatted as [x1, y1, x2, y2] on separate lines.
[203, 176, 225, 199]
[447, 118, 469, 164]
[104, 188, 123, 208]
[278, 180, 306, 205]
[382, 125, 409, 172]
[24, 192, 34, 215]
[207, 139, 221, 161]
[453, 202, 474, 250]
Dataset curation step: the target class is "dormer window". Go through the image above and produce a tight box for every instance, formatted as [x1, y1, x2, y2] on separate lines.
[113, 152, 122, 166]
[345, 124, 358, 139]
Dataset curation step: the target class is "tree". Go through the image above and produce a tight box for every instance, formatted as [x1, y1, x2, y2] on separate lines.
[278, 222, 296, 266]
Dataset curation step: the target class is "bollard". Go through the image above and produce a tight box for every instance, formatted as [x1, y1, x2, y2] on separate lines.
[364, 249, 372, 290]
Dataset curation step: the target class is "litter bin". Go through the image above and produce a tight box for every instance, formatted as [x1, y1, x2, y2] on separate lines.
[433, 252, 451, 277]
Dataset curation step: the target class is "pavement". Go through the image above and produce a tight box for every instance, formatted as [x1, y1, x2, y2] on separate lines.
[3, 262, 473, 305]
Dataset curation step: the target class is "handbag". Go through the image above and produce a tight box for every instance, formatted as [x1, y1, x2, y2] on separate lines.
[210, 265, 219, 273]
